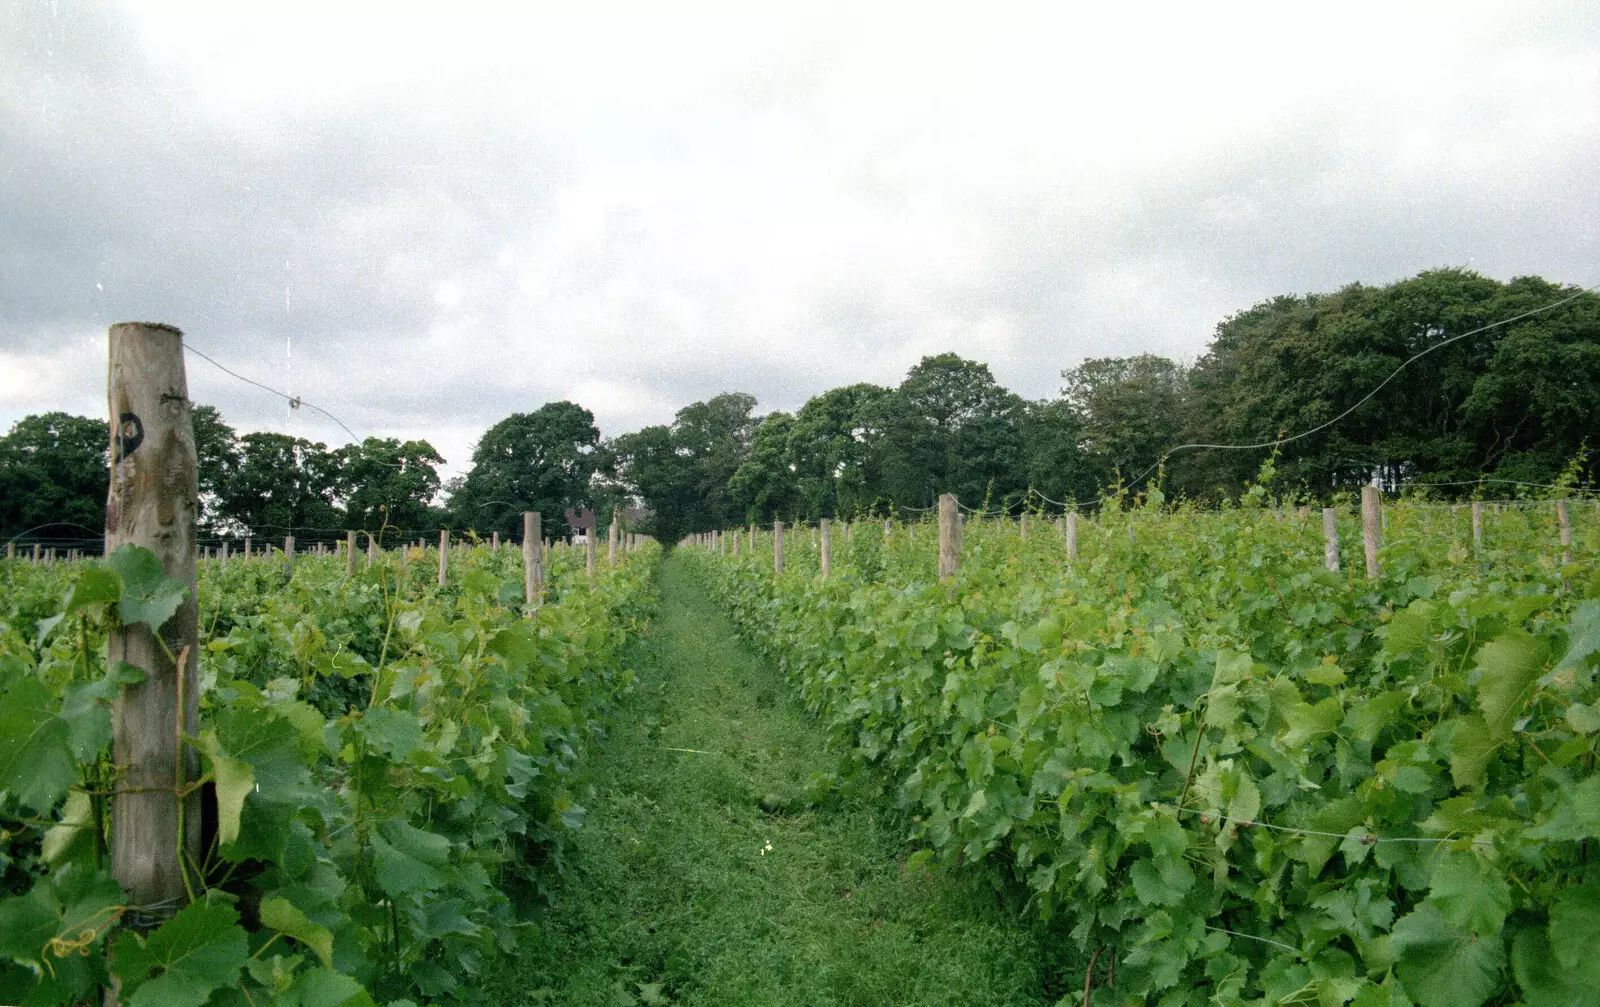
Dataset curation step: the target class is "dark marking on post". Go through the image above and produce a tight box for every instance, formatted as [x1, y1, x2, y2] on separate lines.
[114, 412, 144, 461]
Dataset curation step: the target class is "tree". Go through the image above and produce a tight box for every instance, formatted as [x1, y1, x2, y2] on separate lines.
[728, 412, 800, 524]
[898, 354, 1025, 507]
[1018, 398, 1097, 509]
[450, 402, 599, 541]
[0, 412, 108, 542]
[1061, 354, 1190, 494]
[671, 392, 758, 528]
[609, 424, 696, 543]
[221, 433, 344, 538]
[787, 384, 892, 519]
[191, 404, 240, 533]
[338, 437, 445, 535]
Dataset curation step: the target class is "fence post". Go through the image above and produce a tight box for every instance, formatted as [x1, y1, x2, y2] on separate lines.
[105, 321, 202, 918]
[243, 536, 251, 560]
[1322, 507, 1340, 573]
[284, 535, 294, 575]
[492, 531, 500, 551]
[939, 493, 961, 581]
[820, 518, 832, 577]
[219, 540, 228, 570]
[1472, 501, 1484, 559]
[1020, 512, 1028, 541]
[1361, 486, 1382, 580]
[1558, 500, 1573, 566]
[367, 532, 377, 564]
[346, 530, 357, 577]
[435, 530, 447, 586]
[774, 520, 785, 573]
[586, 531, 596, 579]
[1066, 512, 1079, 564]
[883, 516, 891, 538]
[523, 512, 540, 608]
[609, 509, 620, 566]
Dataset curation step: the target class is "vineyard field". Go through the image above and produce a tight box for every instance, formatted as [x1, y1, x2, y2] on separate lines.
[690, 492, 1600, 1007]
[0, 539, 657, 1006]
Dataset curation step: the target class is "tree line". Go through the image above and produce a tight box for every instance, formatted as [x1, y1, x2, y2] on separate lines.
[3, 268, 1595, 548]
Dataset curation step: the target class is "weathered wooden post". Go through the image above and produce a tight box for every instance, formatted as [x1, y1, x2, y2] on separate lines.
[437, 530, 449, 587]
[1066, 512, 1079, 564]
[367, 532, 377, 564]
[883, 516, 891, 538]
[243, 535, 251, 560]
[820, 518, 832, 577]
[586, 531, 596, 579]
[492, 531, 500, 551]
[1020, 512, 1029, 541]
[1558, 500, 1573, 566]
[748, 523, 756, 553]
[1322, 507, 1340, 573]
[523, 512, 541, 608]
[32, 542, 40, 564]
[346, 530, 357, 577]
[938, 493, 961, 581]
[609, 509, 620, 566]
[105, 322, 202, 919]
[219, 540, 228, 570]
[774, 520, 785, 574]
[283, 535, 294, 575]
[1362, 486, 1382, 580]
[1472, 501, 1484, 558]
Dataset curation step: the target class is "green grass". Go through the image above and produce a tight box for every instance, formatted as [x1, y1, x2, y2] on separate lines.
[485, 555, 1062, 1006]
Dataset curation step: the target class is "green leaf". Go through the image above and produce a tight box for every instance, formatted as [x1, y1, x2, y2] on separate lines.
[1564, 702, 1600, 735]
[371, 819, 451, 897]
[1474, 631, 1546, 741]
[1428, 852, 1511, 936]
[107, 543, 189, 632]
[1511, 925, 1600, 1007]
[0, 676, 76, 812]
[1526, 776, 1600, 841]
[1441, 715, 1498, 790]
[1551, 601, 1600, 684]
[111, 902, 249, 1007]
[64, 566, 123, 616]
[1548, 880, 1600, 969]
[278, 966, 372, 1007]
[1282, 698, 1343, 749]
[41, 790, 96, 869]
[360, 708, 423, 762]
[260, 896, 334, 969]
[1392, 902, 1504, 1007]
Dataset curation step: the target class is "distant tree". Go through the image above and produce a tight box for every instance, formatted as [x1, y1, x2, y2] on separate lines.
[609, 424, 697, 544]
[222, 432, 344, 537]
[728, 412, 801, 525]
[786, 384, 895, 519]
[0, 412, 108, 542]
[897, 354, 1025, 507]
[671, 392, 758, 528]
[191, 404, 240, 532]
[338, 437, 445, 535]
[1061, 354, 1190, 493]
[1018, 398, 1097, 508]
[450, 402, 599, 541]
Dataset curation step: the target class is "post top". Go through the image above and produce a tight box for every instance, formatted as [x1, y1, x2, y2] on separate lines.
[110, 322, 184, 336]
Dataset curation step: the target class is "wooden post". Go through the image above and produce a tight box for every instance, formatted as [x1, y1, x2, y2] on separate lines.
[284, 535, 294, 575]
[346, 530, 357, 577]
[586, 532, 596, 579]
[774, 521, 785, 574]
[437, 530, 449, 586]
[243, 535, 251, 560]
[523, 512, 540, 607]
[938, 493, 961, 581]
[1558, 500, 1572, 566]
[883, 517, 891, 538]
[1020, 513, 1028, 541]
[1361, 486, 1382, 580]
[748, 523, 755, 553]
[367, 533, 377, 564]
[609, 510, 620, 565]
[820, 518, 832, 577]
[1066, 512, 1079, 564]
[492, 531, 500, 551]
[1472, 501, 1484, 559]
[31, 542, 40, 565]
[219, 540, 228, 570]
[105, 321, 202, 919]
[1322, 507, 1340, 573]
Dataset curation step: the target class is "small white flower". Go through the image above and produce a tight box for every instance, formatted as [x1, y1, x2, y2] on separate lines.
[760, 839, 773, 855]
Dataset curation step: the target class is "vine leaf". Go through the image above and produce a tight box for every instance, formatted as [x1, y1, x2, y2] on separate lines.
[1511, 925, 1600, 1007]
[1548, 880, 1600, 970]
[1428, 851, 1511, 936]
[260, 896, 334, 970]
[110, 902, 249, 1007]
[106, 543, 188, 632]
[1392, 902, 1504, 1007]
[1474, 631, 1546, 741]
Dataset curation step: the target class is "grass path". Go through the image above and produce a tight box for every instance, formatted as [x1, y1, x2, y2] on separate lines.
[487, 556, 1059, 1006]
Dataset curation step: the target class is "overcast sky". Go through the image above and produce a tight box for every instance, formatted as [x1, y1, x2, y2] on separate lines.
[4, 1, 1597, 479]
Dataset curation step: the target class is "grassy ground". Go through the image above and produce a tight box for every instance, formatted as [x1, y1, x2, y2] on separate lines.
[485, 555, 1061, 1006]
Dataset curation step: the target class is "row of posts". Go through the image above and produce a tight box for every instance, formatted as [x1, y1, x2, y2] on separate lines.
[686, 485, 1581, 584]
